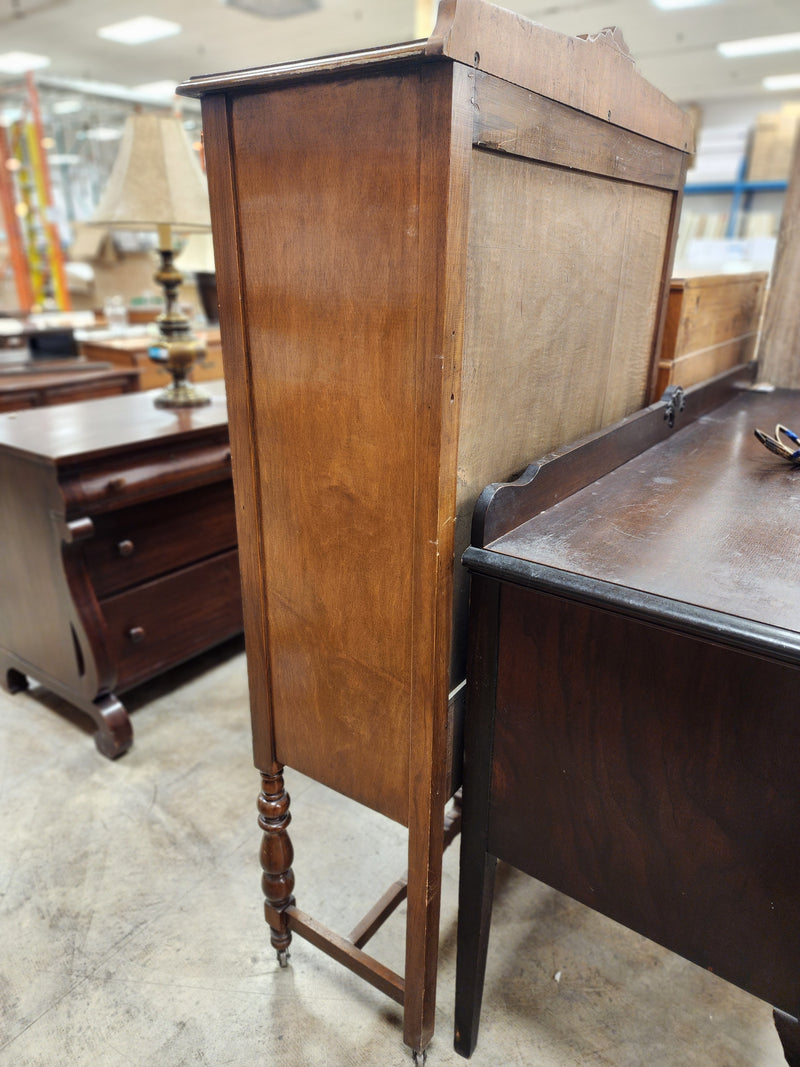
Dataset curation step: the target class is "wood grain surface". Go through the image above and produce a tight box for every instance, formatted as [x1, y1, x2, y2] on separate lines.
[657, 272, 767, 394]
[451, 147, 674, 678]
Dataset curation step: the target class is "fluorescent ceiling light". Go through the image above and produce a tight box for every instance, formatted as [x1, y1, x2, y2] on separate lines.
[97, 16, 181, 45]
[0, 51, 51, 73]
[719, 32, 800, 58]
[52, 99, 82, 115]
[48, 153, 80, 166]
[85, 126, 123, 141]
[131, 80, 178, 100]
[651, 0, 717, 10]
[763, 73, 800, 91]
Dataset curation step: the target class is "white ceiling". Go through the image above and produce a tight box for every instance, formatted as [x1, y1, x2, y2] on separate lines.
[0, 0, 799, 111]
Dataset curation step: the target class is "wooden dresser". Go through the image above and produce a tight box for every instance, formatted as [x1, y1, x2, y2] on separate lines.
[655, 271, 768, 396]
[79, 327, 224, 391]
[456, 368, 800, 1063]
[179, 0, 693, 1055]
[0, 380, 242, 758]
[0, 361, 139, 413]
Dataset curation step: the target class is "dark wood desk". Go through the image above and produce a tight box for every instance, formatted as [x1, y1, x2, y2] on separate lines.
[455, 368, 800, 1063]
[0, 360, 140, 412]
[0, 381, 242, 757]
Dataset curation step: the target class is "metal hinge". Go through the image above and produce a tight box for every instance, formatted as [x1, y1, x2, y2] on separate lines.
[662, 385, 686, 429]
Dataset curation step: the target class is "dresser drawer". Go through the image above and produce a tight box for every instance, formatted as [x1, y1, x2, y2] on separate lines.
[102, 548, 243, 692]
[85, 480, 237, 597]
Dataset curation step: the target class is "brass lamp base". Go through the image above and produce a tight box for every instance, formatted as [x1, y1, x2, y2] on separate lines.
[150, 236, 212, 409]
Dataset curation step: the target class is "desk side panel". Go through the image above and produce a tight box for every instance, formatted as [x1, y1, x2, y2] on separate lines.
[489, 583, 800, 1015]
[223, 69, 454, 824]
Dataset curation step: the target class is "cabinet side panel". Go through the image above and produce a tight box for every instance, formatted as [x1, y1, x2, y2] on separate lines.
[452, 148, 673, 679]
[230, 73, 433, 823]
[203, 95, 275, 771]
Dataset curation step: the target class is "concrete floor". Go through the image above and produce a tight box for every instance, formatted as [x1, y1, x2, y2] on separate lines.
[0, 636, 789, 1066]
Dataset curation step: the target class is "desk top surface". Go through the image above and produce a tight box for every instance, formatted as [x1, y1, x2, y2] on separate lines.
[482, 388, 800, 638]
[0, 378, 228, 465]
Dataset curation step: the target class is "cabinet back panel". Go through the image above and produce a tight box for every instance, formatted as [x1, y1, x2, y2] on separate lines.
[451, 147, 673, 679]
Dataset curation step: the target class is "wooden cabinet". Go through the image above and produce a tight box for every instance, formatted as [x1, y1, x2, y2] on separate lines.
[0, 381, 243, 757]
[179, 0, 693, 1055]
[456, 369, 800, 1063]
[656, 271, 768, 395]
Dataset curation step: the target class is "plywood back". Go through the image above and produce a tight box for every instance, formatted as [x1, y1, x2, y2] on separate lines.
[450, 146, 674, 678]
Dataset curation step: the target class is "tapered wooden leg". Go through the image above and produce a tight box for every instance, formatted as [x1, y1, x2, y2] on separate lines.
[775, 1009, 800, 1066]
[258, 768, 295, 965]
[455, 574, 502, 1058]
[454, 851, 497, 1057]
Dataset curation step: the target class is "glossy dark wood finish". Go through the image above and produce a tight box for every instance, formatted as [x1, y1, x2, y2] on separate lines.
[0, 362, 139, 411]
[485, 387, 800, 630]
[258, 770, 295, 960]
[457, 384, 800, 1060]
[472, 362, 755, 548]
[0, 381, 243, 756]
[181, 1, 693, 1055]
[85, 480, 236, 598]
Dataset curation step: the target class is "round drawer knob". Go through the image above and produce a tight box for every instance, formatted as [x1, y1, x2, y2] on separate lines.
[117, 539, 135, 557]
[127, 626, 146, 644]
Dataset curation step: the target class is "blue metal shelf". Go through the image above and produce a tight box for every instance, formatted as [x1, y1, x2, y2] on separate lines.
[685, 180, 787, 195]
[683, 158, 787, 237]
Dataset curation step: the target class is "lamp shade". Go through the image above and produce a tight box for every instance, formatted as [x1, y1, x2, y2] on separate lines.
[177, 231, 215, 272]
[91, 112, 211, 232]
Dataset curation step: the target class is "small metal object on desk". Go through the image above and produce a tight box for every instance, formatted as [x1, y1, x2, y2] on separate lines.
[753, 423, 800, 465]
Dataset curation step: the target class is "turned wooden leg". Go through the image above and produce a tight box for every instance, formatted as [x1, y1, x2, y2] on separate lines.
[258, 768, 295, 966]
[775, 1009, 800, 1066]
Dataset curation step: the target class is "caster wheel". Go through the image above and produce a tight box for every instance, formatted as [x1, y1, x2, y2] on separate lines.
[277, 948, 290, 968]
[412, 1050, 426, 1065]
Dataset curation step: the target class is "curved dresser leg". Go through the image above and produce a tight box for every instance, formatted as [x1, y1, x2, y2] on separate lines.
[92, 694, 133, 759]
[258, 768, 295, 965]
[775, 1009, 800, 1066]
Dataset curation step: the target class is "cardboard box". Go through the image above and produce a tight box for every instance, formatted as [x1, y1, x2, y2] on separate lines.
[746, 107, 800, 182]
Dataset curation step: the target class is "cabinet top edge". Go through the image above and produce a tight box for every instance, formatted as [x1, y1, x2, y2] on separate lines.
[176, 40, 430, 99]
[177, 0, 694, 153]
